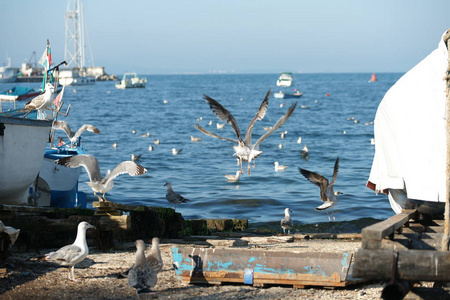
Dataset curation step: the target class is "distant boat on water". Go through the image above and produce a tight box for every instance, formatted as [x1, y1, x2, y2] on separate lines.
[369, 73, 377, 82]
[115, 73, 147, 89]
[276, 72, 294, 87]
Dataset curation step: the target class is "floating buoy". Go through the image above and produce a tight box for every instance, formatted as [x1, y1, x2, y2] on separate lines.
[325, 93, 330, 97]
[369, 73, 377, 82]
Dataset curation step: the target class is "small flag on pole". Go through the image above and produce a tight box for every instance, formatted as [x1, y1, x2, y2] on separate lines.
[39, 40, 52, 90]
[53, 85, 65, 108]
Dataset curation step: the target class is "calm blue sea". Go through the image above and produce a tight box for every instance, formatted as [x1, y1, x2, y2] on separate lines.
[0, 73, 403, 228]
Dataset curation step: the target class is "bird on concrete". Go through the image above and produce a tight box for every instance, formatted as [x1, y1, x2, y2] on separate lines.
[128, 240, 158, 296]
[280, 208, 293, 234]
[164, 182, 190, 210]
[299, 157, 341, 221]
[43, 221, 95, 281]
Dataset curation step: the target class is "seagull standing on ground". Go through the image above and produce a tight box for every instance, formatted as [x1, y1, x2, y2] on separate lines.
[55, 154, 147, 202]
[44, 221, 95, 281]
[299, 157, 341, 221]
[281, 208, 293, 234]
[128, 240, 158, 296]
[164, 182, 190, 210]
[53, 120, 100, 146]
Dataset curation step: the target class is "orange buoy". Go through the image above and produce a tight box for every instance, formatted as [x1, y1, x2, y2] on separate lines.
[325, 93, 330, 97]
[369, 73, 377, 82]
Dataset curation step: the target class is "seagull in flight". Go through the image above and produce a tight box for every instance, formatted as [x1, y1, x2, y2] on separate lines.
[195, 90, 297, 174]
[299, 157, 341, 221]
[53, 120, 100, 146]
[55, 154, 147, 202]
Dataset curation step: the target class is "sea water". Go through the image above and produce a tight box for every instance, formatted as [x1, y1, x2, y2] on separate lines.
[0, 73, 403, 228]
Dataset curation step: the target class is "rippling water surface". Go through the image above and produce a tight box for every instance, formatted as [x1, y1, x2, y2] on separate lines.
[1, 73, 403, 226]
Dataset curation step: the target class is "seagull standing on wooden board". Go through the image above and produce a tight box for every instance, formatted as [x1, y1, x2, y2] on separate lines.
[299, 157, 341, 221]
[43, 221, 95, 281]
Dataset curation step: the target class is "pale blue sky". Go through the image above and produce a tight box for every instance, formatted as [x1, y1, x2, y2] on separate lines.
[1, 1, 449, 74]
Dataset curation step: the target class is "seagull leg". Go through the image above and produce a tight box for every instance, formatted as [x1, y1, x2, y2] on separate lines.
[69, 266, 78, 282]
[247, 162, 251, 175]
[94, 192, 103, 202]
[332, 209, 336, 221]
[102, 193, 109, 202]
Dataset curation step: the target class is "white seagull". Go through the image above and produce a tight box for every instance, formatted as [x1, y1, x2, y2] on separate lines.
[172, 148, 183, 155]
[195, 90, 297, 174]
[299, 157, 341, 221]
[131, 154, 141, 161]
[53, 120, 100, 146]
[120, 237, 163, 278]
[23, 83, 55, 116]
[274, 161, 288, 171]
[55, 154, 147, 202]
[301, 144, 309, 160]
[280, 208, 293, 234]
[44, 221, 95, 281]
[128, 240, 158, 295]
[190, 136, 202, 142]
[164, 182, 190, 210]
[224, 170, 240, 182]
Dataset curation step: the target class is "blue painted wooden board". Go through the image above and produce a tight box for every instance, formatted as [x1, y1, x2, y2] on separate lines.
[171, 247, 363, 287]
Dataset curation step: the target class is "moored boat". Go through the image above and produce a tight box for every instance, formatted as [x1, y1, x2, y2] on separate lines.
[0, 111, 53, 205]
[276, 72, 294, 87]
[37, 146, 87, 208]
[274, 90, 303, 99]
[115, 72, 147, 89]
[59, 69, 96, 86]
[0, 86, 43, 102]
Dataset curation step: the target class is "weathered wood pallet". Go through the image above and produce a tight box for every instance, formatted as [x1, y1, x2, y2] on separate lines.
[172, 247, 365, 288]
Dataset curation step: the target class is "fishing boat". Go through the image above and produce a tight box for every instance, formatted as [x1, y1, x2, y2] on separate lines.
[59, 69, 95, 86]
[115, 72, 147, 89]
[0, 110, 53, 205]
[0, 86, 43, 102]
[0, 58, 19, 83]
[274, 90, 303, 99]
[37, 145, 87, 208]
[276, 72, 294, 87]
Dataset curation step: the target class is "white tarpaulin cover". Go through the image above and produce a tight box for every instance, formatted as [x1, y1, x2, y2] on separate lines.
[368, 31, 448, 203]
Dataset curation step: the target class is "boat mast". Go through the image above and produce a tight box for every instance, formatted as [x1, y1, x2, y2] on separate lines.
[64, 0, 85, 69]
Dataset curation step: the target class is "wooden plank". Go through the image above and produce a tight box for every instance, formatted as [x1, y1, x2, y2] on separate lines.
[241, 236, 294, 244]
[353, 248, 450, 281]
[362, 209, 417, 249]
[206, 239, 249, 247]
[171, 247, 359, 287]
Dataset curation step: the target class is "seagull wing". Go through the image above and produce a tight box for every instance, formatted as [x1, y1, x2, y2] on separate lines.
[299, 167, 329, 202]
[53, 120, 75, 139]
[329, 157, 340, 186]
[56, 154, 103, 182]
[106, 161, 147, 182]
[45, 244, 83, 266]
[24, 93, 45, 110]
[243, 89, 270, 146]
[194, 124, 238, 144]
[203, 95, 243, 143]
[253, 102, 297, 149]
[72, 124, 101, 141]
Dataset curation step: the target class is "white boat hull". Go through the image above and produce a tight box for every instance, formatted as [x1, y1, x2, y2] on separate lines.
[0, 116, 52, 205]
[59, 70, 96, 86]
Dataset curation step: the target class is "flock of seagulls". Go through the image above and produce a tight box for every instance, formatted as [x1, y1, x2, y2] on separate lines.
[42, 221, 163, 295]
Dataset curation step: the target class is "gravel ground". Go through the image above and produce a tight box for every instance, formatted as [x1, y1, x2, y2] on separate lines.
[0, 238, 446, 299]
